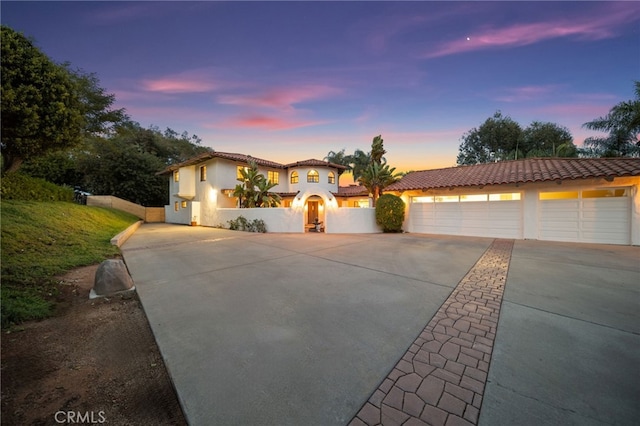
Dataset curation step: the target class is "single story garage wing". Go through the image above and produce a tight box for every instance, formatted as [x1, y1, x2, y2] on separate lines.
[386, 158, 640, 245]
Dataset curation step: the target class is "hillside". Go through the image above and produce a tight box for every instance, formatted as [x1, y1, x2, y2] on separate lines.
[1, 200, 139, 326]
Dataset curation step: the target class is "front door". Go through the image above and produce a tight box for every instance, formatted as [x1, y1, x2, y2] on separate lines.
[307, 201, 319, 224]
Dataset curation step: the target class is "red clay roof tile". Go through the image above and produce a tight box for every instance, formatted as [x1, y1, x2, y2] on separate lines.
[385, 158, 640, 192]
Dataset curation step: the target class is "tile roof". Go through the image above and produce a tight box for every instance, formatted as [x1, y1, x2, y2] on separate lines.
[284, 159, 349, 170]
[159, 152, 347, 175]
[385, 158, 640, 192]
[334, 185, 369, 197]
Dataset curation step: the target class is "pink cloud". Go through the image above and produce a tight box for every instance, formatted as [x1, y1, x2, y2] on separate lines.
[217, 85, 342, 111]
[210, 114, 329, 131]
[424, 5, 640, 58]
[140, 68, 227, 94]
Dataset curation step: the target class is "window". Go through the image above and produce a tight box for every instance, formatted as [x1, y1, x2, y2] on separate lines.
[283, 200, 292, 207]
[412, 196, 434, 203]
[582, 188, 627, 198]
[489, 193, 521, 201]
[174, 201, 179, 211]
[460, 194, 488, 202]
[291, 171, 299, 184]
[539, 191, 578, 200]
[237, 165, 249, 180]
[435, 195, 459, 203]
[200, 166, 207, 181]
[328, 172, 335, 184]
[307, 170, 319, 183]
[181, 201, 188, 208]
[268, 171, 279, 185]
[173, 170, 179, 182]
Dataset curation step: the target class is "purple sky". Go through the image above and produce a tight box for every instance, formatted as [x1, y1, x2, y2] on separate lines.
[2, 1, 639, 179]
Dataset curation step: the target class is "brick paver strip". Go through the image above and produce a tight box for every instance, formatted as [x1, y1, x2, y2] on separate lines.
[350, 239, 514, 426]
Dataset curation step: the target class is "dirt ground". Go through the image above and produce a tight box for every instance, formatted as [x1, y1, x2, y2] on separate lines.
[1, 264, 187, 426]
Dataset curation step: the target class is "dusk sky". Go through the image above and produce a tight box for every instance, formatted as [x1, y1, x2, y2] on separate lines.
[2, 1, 639, 181]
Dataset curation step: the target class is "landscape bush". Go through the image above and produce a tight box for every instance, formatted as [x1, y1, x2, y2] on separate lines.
[0, 172, 74, 202]
[228, 215, 267, 233]
[375, 193, 405, 232]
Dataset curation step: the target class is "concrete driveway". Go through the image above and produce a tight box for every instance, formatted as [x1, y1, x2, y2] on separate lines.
[121, 224, 639, 425]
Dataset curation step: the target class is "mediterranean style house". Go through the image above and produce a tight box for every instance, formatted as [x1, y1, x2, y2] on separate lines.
[160, 152, 640, 245]
[159, 151, 371, 232]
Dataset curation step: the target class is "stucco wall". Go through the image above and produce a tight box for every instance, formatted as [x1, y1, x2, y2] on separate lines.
[325, 207, 381, 233]
[215, 208, 304, 232]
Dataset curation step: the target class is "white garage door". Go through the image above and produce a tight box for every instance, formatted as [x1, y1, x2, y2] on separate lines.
[538, 188, 630, 245]
[409, 193, 522, 238]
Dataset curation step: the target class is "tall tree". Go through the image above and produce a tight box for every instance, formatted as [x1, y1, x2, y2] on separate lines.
[1, 26, 83, 172]
[523, 121, 577, 158]
[358, 161, 399, 207]
[357, 135, 399, 206]
[1, 26, 125, 173]
[370, 135, 386, 164]
[581, 81, 640, 157]
[457, 111, 524, 165]
[349, 149, 371, 183]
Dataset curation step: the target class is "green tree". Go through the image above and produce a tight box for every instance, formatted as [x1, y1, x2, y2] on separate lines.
[349, 149, 371, 183]
[358, 161, 400, 207]
[79, 136, 167, 206]
[457, 111, 524, 165]
[236, 161, 280, 208]
[523, 121, 577, 158]
[1, 26, 83, 172]
[324, 149, 352, 170]
[1, 26, 125, 173]
[581, 81, 640, 157]
[370, 135, 386, 164]
[375, 194, 405, 232]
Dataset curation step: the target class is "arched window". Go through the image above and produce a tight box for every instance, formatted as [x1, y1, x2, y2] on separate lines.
[290, 171, 299, 184]
[307, 170, 319, 183]
[328, 171, 335, 184]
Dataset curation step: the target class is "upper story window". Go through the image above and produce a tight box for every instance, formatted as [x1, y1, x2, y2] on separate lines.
[200, 166, 207, 181]
[291, 171, 299, 184]
[173, 170, 179, 182]
[268, 171, 279, 185]
[237, 165, 249, 180]
[328, 172, 335, 184]
[307, 170, 319, 183]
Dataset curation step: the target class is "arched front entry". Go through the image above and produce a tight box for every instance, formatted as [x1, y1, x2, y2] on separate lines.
[305, 195, 324, 232]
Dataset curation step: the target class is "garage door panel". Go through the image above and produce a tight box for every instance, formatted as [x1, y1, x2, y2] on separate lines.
[538, 189, 630, 245]
[409, 196, 522, 239]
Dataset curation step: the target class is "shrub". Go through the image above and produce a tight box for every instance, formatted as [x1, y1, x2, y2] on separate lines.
[228, 216, 267, 233]
[375, 194, 405, 232]
[0, 173, 74, 202]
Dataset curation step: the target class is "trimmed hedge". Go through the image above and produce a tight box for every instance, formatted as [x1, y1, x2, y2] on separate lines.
[375, 193, 406, 232]
[0, 173, 74, 202]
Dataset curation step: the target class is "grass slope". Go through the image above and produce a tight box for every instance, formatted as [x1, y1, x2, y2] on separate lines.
[1, 201, 139, 326]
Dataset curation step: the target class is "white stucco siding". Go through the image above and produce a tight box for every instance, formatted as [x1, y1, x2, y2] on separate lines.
[287, 166, 339, 194]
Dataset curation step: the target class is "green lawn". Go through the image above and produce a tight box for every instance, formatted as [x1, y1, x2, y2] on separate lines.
[1, 200, 139, 326]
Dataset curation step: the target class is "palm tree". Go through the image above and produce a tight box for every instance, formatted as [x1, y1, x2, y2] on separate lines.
[254, 179, 281, 207]
[358, 161, 400, 207]
[582, 81, 640, 157]
[324, 149, 352, 170]
[350, 149, 371, 183]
